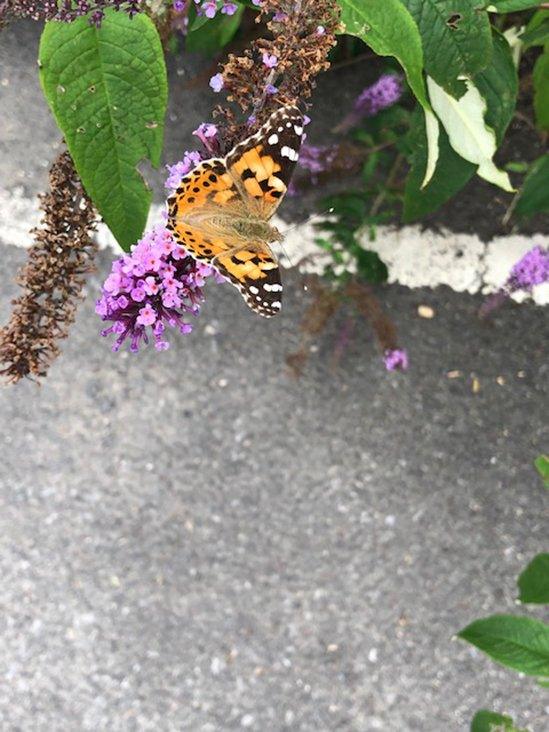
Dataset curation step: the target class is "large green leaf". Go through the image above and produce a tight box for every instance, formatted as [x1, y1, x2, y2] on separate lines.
[471, 710, 528, 732]
[518, 554, 549, 604]
[535, 455, 549, 489]
[403, 30, 515, 218]
[39, 10, 167, 250]
[458, 614, 549, 677]
[403, 107, 475, 221]
[400, 1, 493, 98]
[515, 154, 549, 217]
[338, 0, 429, 110]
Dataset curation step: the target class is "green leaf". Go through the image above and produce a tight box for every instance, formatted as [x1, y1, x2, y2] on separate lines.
[400, 0, 493, 99]
[515, 154, 549, 218]
[535, 455, 549, 488]
[518, 554, 549, 604]
[39, 10, 167, 250]
[458, 614, 549, 677]
[427, 75, 513, 190]
[505, 161, 529, 173]
[471, 710, 528, 732]
[187, 3, 244, 53]
[483, 1, 541, 11]
[522, 12, 549, 48]
[403, 106, 475, 221]
[474, 31, 518, 145]
[356, 249, 389, 283]
[533, 48, 549, 131]
[338, 0, 429, 110]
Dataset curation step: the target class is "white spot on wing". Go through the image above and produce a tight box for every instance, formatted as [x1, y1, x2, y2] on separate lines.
[268, 133, 279, 145]
[281, 146, 298, 161]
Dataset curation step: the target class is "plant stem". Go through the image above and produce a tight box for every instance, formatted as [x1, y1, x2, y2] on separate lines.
[328, 51, 377, 72]
[502, 191, 519, 226]
[369, 153, 404, 217]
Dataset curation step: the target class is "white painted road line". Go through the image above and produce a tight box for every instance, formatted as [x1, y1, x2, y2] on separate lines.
[1, 188, 548, 305]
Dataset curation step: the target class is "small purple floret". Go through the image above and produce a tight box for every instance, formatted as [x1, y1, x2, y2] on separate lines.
[209, 73, 224, 93]
[262, 53, 278, 69]
[222, 2, 238, 15]
[192, 122, 219, 154]
[383, 349, 409, 372]
[201, 1, 217, 19]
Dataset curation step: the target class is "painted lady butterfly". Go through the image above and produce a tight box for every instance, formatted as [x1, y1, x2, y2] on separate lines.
[166, 105, 305, 317]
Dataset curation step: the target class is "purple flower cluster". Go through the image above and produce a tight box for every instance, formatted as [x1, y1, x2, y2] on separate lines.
[334, 75, 403, 134]
[297, 143, 339, 180]
[480, 245, 549, 318]
[165, 150, 203, 190]
[508, 245, 549, 291]
[96, 225, 220, 352]
[383, 349, 409, 372]
[4, 0, 143, 25]
[97, 117, 230, 353]
[164, 122, 219, 191]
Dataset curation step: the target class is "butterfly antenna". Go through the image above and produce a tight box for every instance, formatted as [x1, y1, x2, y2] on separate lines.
[283, 206, 335, 235]
[278, 206, 334, 270]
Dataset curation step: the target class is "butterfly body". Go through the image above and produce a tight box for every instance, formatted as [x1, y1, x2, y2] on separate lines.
[166, 105, 304, 317]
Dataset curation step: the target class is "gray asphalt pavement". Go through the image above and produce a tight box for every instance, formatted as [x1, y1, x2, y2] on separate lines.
[1, 18, 548, 732]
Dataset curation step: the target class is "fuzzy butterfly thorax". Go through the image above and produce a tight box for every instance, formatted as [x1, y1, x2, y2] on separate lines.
[219, 216, 283, 243]
[166, 105, 304, 317]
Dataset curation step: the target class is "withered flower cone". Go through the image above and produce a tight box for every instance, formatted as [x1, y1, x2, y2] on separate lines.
[0, 150, 98, 383]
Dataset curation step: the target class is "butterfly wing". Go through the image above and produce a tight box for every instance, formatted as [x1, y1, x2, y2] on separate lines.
[214, 245, 283, 318]
[166, 159, 282, 317]
[226, 105, 304, 219]
[166, 158, 246, 264]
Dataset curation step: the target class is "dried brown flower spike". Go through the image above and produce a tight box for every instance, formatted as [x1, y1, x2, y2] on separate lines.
[0, 150, 98, 383]
[215, 0, 340, 146]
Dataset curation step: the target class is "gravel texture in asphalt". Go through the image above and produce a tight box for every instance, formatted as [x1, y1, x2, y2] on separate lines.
[0, 18, 548, 732]
[0, 244, 548, 731]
